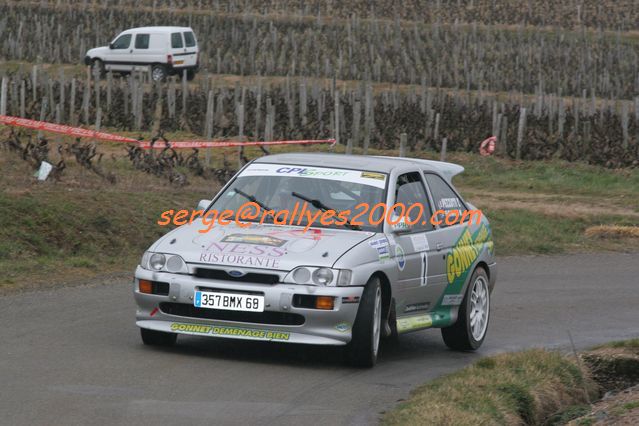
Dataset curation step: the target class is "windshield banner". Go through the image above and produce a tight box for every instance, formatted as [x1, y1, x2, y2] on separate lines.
[239, 163, 387, 189]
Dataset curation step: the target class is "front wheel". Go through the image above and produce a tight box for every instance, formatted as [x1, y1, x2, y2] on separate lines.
[441, 267, 490, 351]
[140, 328, 177, 346]
[151, 64, 167, 82]
[345, 276, 382, 368]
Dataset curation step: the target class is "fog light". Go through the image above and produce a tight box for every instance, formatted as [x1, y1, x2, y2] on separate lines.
[139, 279, 152, 294]
[315, 296, 334, 310]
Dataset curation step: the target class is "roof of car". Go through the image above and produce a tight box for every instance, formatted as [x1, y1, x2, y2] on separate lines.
[253, 153, 464, 181]
[125, 26, 193, 33]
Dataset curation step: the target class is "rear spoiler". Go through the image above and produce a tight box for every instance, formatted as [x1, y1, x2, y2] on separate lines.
[374, 157, 464, 183]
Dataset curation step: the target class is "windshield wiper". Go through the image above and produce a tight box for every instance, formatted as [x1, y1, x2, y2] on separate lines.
[291, 191, 362, 230]
[232, 188, 275, 221]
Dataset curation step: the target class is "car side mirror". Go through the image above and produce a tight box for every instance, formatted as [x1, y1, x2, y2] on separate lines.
[197, 199, 211, 211]
[109, 43, 114, 49]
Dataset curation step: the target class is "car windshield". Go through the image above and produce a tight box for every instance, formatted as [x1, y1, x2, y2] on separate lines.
[208, 163, 388, 232]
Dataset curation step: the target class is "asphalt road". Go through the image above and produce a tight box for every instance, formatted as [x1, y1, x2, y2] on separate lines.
[1, 252, 638, 426]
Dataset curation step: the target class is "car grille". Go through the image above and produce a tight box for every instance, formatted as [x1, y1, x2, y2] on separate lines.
[193, 267, 280, 285]
[159, 302, 305, 326]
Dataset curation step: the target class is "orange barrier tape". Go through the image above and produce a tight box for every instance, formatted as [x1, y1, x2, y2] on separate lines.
[0, 115, 138, 143]
[138, 139, 337, 149]
[0, 114, 336, 149]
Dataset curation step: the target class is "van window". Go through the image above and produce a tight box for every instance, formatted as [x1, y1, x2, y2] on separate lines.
[171, 32, 183, 48]
[112, 34, 132, 49]
[184, 31, 196, 47]
[134, 34, 150, 49]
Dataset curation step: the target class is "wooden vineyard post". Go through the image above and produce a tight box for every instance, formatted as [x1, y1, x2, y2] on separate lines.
[237, 102, 245, 168]
[20, 79, 26, 118]
[204, 90, 214, 167]
[0, 77, 7, 116]
[516, 107, 527, 160]
[440, 137, 448, 161]
[399, 133, 407, 157]
[334, 90, 340, 146]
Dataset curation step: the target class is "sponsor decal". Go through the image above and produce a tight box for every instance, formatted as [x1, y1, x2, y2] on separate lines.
[395, 244, 406, 271]
[429, 223, 493, 327]
[335, 322, 351, 332]
[171, 323, 213, 334]
[404, 302, 430, 313]
[360, 171, 385, 181]
[222, 234, 286, 247]
[438, 197, 462, 211]
[397, 314, 433, 333]
[441, 294, 464, 306]
[409, 233, 429, 252]
[170, 323, 290, 341]
[238, 163, 387, 189]
[200, 240, 285, 269]
[369, 237, 391, 261]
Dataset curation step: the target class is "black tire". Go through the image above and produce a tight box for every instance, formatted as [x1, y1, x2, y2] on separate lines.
[345, 276, 382, 368]
[186, 69, 196, 81]
[91, 59, 105, 79]
[151, 64, 167, 82]
[140, 328, 177, 346]
[441, 267, 490, 351]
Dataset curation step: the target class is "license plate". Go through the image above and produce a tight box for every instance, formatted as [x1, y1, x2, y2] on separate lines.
[194, 291, 264, 312]
[174, 60, 184, 65]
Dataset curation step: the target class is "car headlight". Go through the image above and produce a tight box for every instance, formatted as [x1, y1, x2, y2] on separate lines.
[284, 267, 352, 286]
[140, 251, 188, 274]
[149, 253, 166, 271]
[312, 268, 333, 285]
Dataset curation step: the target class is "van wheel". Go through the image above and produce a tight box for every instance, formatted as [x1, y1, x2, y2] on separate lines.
[151, 65, 167, 82]
[91, 59, 105, 79]
[186, 69, 196, 81]
[441, 267, 490, 351]
[345, 276, 382, 368]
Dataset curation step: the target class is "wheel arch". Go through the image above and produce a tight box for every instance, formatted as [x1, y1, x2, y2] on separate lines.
[369, 271, 392, 319]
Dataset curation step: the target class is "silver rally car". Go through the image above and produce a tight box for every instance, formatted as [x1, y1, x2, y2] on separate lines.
[134, 153, 497, 367]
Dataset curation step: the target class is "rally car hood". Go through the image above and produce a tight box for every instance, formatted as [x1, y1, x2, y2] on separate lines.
[150, 221, 376, 271]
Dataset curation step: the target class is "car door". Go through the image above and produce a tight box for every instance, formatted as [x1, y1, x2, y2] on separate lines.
[181, 30, 199, 67]
[169, 32, 187, 70]
[105, 32, 133, 72]
[422, 172, 482, 311]
[388, 171, 436, 316]
[130, 33, 151, 72]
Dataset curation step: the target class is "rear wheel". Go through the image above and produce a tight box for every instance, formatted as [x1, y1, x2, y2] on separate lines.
[345, 276, 382, 368]
[140, 328, 177, 346]
[441, 267, 490, 351]
[151, 64, 167, 82]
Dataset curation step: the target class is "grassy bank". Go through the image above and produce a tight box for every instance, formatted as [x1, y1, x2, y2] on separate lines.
[1, 138, 638, 291]
[382, 340, 639, 425]
[382, 349, 597, 425]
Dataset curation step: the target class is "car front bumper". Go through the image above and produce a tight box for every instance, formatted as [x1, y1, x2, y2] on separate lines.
[134, 266, 363, 346]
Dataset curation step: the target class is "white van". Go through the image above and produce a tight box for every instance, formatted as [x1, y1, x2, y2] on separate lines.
[84, 26, 199, 81]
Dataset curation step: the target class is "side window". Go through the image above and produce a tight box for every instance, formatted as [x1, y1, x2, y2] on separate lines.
[423, 173, 465, 228]
[394, 172, 433, 232]
[112, 34, 132, 49]
[184, 31, 196, 47]
[134, 34, 150, 49]
[171, 32, 184, 49]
